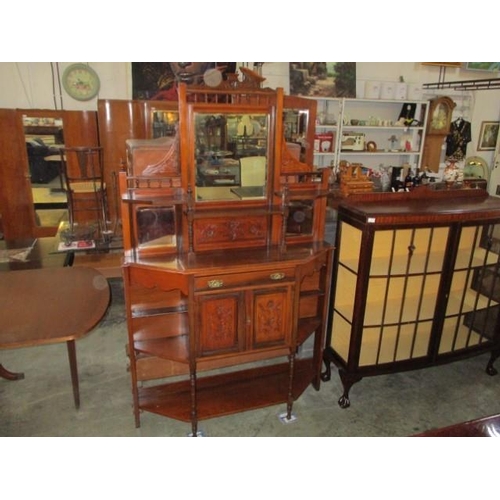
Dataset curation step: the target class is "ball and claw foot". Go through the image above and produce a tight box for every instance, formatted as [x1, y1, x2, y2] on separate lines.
[338, 395, 350, 409]
[486, 364, 498, 376]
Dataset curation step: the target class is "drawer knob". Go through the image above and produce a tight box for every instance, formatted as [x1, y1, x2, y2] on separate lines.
[270, 272, 285, 280]
[207, 279, 224, 289]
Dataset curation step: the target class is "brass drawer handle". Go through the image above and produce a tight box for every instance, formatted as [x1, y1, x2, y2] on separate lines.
[270, 272, 285, 280]
[207, 279, 224, 289]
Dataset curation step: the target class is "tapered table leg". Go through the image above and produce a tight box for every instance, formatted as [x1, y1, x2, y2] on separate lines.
[0, 363, 25, 381]
[66, 340, 80, 409]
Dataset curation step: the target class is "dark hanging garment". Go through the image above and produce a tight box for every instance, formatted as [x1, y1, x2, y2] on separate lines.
[446, 118, 471, 161]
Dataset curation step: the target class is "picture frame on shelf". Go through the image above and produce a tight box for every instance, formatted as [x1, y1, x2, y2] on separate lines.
[478, 121, 500, 151]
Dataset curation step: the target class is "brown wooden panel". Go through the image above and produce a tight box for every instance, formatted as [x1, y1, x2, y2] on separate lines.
[252, 288, 291, 348]
[197, 292, 243, 356]
[0, 109, 37, 238]
[193, 215, 268, 250]
[0, 108, 99, 239]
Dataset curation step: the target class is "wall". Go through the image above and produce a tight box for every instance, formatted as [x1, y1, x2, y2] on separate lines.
[1, 61, 499, 167]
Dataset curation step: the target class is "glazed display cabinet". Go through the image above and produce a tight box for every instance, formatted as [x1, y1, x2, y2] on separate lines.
[323, 187, 500, 408]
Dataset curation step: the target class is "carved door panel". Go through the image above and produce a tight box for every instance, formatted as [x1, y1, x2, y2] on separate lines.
[196, 284, 293, 357]
[250, 287, 292, 349]
[196, 291, 245, 357]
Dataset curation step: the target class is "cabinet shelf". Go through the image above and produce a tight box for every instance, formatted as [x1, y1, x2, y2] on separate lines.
[296, 316, 322, 346]
[131, 303, 188, 319]
[191, 206, 281, 219]
[335, 288, 497, 327]
[122, 193, 186, 205]
[135, 335, 189, 363]
[315, 125, 338, 130]
[138, 359, 314, 422]
[342, 125, 424, 132]
[339, 150, 421, 156]
[309, 96, 428, 171]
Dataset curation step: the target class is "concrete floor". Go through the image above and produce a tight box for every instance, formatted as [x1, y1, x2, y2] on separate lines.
[2, 278, 500, 438]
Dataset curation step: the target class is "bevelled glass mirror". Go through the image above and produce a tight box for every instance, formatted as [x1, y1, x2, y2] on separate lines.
[23, 112, 66, 228]
[194, 112, 269, 201]
[283, 108, 309, 163]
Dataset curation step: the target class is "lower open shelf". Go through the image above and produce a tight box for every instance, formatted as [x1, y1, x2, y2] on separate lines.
[138, 358, 315, 422]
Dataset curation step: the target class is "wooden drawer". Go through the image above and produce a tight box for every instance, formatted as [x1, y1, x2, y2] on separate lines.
[195, 268, 295, 291]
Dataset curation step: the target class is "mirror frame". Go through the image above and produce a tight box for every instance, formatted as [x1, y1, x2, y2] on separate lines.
[187, 102, 273, 205]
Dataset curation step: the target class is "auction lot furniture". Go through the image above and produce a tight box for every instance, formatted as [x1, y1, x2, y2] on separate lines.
[0, 266, 110, 408]
[415, 413, 500, 437]
[323, 187, 500, 408]
[120, 76, 333, 435]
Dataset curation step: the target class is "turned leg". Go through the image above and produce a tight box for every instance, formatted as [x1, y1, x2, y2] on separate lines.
[0, 363, 25, 381]
[286, 352, 296, 420]
[189, 369, 198, 437]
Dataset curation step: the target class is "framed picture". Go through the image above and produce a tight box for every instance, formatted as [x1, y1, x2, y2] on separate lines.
[131, 63, 237, 100]
[478, 121, 500, 151]
[289, 62, 356, 97]
[466, 62, 500, 72]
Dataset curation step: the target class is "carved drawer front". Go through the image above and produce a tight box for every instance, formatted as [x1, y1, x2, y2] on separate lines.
[195, 268, 294, 292]
[196, 292, 244, 357]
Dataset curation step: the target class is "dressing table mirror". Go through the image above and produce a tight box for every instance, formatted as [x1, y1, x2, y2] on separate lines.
[283, 95, 316, 166]
[22, 110, 66, 228]
[193, 111, 269, 202]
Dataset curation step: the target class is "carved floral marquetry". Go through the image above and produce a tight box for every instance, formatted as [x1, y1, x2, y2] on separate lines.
[254, 292, 287, 345]
[281, 140, 313, 173]
[194, 218, 267, 245]
[127, 135, 179, 177]
[200, 296, 239, 353]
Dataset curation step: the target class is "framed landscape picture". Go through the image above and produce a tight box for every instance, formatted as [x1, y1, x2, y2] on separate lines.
[478, 121, 500, 151]
[289, 62, 356, 98]
[466, 62, 500, 72]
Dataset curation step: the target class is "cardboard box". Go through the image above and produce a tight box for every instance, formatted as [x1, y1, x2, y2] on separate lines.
[314, 132, 335, 152]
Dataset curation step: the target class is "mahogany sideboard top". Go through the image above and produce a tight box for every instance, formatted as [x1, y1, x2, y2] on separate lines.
[416, 413, 500, 437]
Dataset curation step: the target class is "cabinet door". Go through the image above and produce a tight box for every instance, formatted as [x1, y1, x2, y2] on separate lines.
[196, 284, 293, 356]
[439, 223, 500, 354]
[331, 222, 449, 367]
[250, 287, 292, 349]
[196, 291, 245, 356]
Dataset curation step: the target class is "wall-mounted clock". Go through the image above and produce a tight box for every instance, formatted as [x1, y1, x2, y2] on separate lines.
[62, 63, 100, 101]
[422, 96, 456, 172]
